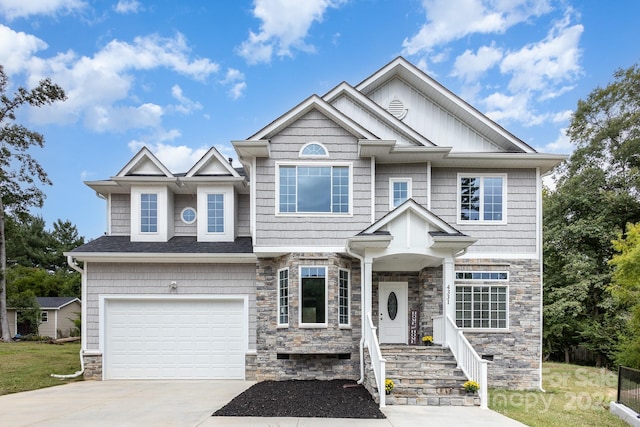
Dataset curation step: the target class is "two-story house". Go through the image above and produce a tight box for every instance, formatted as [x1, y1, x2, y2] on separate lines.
[68, 57, 564, 407]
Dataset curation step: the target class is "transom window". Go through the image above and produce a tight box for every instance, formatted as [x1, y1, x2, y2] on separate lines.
[278, 268, 289, 326]
[279, 165, 349, 214]
[300, 142, 328, 157]
[455, 270, 508, 329]
[207, 194, 224, 233]
[140, 193, 158, 233]
[458, 174, 506, 223]
[390, 178, 412, 208]
[339, 269, 350, 326]
[300, 266, 327, 326]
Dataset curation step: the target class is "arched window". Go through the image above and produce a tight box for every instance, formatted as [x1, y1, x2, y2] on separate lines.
[299, 142, 328, 157]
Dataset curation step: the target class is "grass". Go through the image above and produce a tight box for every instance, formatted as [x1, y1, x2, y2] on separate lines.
[0, 341, 83, 395]
[490, 362, 627, 427]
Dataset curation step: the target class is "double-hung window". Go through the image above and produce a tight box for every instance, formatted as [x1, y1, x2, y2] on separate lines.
[338, 269, 350, 326]
[207, 194, 224, 233]
[300, 266, 327, 326]
[279, 165, 350, 214]
[458, 174, 506, 223]
[278, 268, 289, 326]
[140, 193, 158, 233]
[455, 271, 508, 329]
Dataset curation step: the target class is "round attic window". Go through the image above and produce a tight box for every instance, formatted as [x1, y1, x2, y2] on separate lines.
[388, 99, 407, 120]
[181, 207, 196, 224]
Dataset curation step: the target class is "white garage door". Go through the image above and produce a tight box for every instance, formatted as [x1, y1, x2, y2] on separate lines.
[105, 298, 245, 379]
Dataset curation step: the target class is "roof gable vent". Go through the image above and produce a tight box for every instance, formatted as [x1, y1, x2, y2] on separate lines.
[388, 98, 407, 120]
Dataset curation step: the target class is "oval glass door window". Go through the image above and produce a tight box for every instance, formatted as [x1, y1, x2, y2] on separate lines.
[387, 292, 398, 320]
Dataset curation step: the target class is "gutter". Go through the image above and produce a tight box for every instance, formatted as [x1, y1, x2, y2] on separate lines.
[51, 256, 86, 379]
[345, 243, 365, 385]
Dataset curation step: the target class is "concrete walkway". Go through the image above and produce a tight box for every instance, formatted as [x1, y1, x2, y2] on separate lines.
[0, 380, 527, 426]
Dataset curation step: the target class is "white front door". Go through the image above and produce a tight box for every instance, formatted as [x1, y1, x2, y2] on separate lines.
[378, 282, 408, 344]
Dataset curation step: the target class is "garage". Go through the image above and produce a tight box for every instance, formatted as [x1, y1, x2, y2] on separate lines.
[104, 298, 246, 380]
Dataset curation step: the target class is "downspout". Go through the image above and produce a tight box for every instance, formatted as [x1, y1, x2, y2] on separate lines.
[51, 256, 85, 379]
[346, 242, 365, 385]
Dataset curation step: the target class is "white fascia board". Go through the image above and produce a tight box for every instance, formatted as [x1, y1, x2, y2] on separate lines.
[253, 246, 346, 257]
[232, 140, 271, 159]
[456, 252, 539, 260]
[67, 252, 257, 264]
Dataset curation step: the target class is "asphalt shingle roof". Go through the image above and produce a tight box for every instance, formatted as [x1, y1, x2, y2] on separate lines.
[70, 235, 253, 254]
[35, 297, 79, 309]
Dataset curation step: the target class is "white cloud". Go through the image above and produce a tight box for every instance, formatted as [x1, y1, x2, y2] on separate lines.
[0, 0, 86, 20]
[6, 31, 219, 131]
[169, 85, 203, 114]
[128, 140, 210, 173]
[543, 127, 573, 153]
[113, 0, 142, 14]
[402, 0, 552, 57]
[500, 9, 583, 95]
[238, 0, 347, 64]
[220, 68, 246, 100]
[452, 44, 503, 82]
[483, 91, 546, 126]
[0, 25, 48, 75]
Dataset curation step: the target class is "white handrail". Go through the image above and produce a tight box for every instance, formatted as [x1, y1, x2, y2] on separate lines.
[365, 312, 386, 407]
[432, 314, 444, 344]
[443, 314, 489, 409]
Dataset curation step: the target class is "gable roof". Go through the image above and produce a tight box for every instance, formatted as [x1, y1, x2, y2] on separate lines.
[115, 146, 174, 178]
[35, 297, 80, 310]
[323, 82, 436, 147]
[186, 146, 241, 178]
[355, 57, 537, 154]
[248, 94, 378, 141]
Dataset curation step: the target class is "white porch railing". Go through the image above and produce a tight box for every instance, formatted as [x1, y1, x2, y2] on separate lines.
[365, 312, 386, 407]
[433, 314, 489, 409]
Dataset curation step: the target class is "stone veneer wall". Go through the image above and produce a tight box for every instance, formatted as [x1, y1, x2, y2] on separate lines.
[372, 269, 442, 339]
[455, 258, 542, 390]
[255, 253, 362, 381]
[83, 353, 102, 380]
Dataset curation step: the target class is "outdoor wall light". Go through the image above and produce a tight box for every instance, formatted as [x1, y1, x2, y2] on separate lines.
[169, 281, 178, 290]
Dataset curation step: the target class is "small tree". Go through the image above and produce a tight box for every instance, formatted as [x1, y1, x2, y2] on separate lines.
[0, 65, 66, 342]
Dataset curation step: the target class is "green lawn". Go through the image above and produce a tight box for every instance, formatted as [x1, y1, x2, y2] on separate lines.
[490, 362, 627, 427]
[0, 341, 83, 395]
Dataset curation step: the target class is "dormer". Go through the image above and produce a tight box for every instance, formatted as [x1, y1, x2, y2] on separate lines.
[115, 147, 176, 242]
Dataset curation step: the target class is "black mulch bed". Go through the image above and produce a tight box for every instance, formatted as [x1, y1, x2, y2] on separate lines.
[213, 379, 386, 419]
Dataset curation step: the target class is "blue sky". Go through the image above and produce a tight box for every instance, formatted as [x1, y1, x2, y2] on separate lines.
[0, 0, 638, 240]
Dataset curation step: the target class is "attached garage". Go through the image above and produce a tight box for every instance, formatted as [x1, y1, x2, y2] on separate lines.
[103, 297, 246, 380]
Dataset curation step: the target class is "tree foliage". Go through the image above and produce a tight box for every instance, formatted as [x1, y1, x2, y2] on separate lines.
[609, 222, 640, 368]
[0, 65, 66, 341]
[544, 63, 640, 366]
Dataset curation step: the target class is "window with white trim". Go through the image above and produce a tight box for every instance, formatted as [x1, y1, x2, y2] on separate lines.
[41, 311, 48, 323]
[338, 269, 350, 326]
[390, 178, 412, 208]
[140, 193, 158, 233]
[300, 142, 328, 157]
[300, 266, 327, 326]
[455, 271, 508, 329]
[207, 194, 224, 233]
[278, 268, 289, 326]
[279, 165, 350, 214]
[181, 207, 196, 224]
[458, 174, 506, 223]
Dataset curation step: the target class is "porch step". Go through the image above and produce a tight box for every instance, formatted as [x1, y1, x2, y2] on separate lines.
[380, 345, 478, 406]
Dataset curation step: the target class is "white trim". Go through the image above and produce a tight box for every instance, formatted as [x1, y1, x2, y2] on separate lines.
[298, 266, 328, 328]
[454, 283, 509, 330]
[536, 167, 542, 260]
[197, 185, 235, 242]
[426, 161, 432, 210]
[370, 157, 375, 224]
[389, 177, 412, 209]
[130, 186, 170, 242]
[299, 141, 329, 158]
[275, 161, 353, 217]
[456, 252, 538, 260]
[456, 173, 508, 225]
[180, 207, 197, 225]
[251, 157, 256, 246]
[185, 146, 240, 178]
[338, 268, 351, 327]
[41, 311, 48, 323]
[99, 294, 249, 380]
[277, 267, 289, 327]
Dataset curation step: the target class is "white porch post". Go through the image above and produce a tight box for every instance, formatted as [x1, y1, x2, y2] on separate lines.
[443, 256, 455, 343]
[364, 256, 374, 329]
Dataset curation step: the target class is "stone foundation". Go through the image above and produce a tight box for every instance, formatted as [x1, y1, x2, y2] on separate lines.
[83, 353, 102, 380]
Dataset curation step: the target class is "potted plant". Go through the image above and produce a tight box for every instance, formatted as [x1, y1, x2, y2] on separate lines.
[463, 380, 479, 394]
[385, 378, 395, 395]
[421, 335, 433, 346]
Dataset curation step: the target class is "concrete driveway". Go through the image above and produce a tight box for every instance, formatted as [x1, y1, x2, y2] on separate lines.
[0, 380, 527, 427]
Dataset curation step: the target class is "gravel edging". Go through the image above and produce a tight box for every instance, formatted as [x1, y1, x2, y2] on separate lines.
[213, 379, 385, 419]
